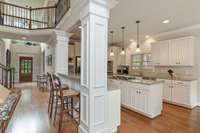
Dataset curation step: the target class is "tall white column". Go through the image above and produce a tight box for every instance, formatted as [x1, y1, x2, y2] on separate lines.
[79, 1, 109, 133]
[52, 30, 69, 75]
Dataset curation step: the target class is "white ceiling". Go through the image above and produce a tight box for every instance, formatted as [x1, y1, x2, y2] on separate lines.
[5, 0, 46, 8]
[109, 0, 200, 45]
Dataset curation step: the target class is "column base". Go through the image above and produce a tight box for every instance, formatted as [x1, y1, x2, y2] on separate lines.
[78, 125, 108, 133]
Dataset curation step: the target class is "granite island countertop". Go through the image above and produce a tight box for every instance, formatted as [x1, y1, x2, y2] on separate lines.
[57, 73, 164, 91]
[57, 73, 120, 91]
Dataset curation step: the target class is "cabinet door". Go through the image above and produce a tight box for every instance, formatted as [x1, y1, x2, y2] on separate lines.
[163, 83, 172, 101]
[152, 41, 169, 66]
[169, 37, 194, 66]
[134, 89, 148, 112]
[120, 82, 125, 105]
[127, 84, 136, 108]
[138, 89, 148, 112]
[172, 84, 190, 105]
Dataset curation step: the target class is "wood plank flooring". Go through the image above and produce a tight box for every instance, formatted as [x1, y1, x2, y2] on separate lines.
[5, 83, 200, 133]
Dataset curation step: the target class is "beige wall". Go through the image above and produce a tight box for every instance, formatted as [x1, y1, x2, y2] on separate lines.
[10, 43, 42, 82]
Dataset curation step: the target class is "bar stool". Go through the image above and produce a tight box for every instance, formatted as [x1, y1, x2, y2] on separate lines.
[37, 74, 48, 91]
[52, 74, 80, 133]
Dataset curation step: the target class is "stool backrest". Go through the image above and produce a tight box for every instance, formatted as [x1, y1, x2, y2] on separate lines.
[47, 72, 54, 91]
[52, 74, 64, 97]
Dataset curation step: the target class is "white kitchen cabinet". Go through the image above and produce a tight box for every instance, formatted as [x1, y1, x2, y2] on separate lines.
[162, 80, 198, 108]
[134, 89, 148, 113]
[151, 36, 194, 66]
[119, 80, 163, 118]
[169, 37, 194, 66]
[163, 81, 172, 101]
[172, 83, 189, 105]
[152, 40, 169, 66]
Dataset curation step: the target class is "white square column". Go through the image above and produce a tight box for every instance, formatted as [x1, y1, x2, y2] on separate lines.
[51, 30, 69, 75]
[79, 2, 109, 133]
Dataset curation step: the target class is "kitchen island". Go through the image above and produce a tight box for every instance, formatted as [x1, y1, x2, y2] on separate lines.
[57, 73, 121, 133]
[113, 78, 164, 119]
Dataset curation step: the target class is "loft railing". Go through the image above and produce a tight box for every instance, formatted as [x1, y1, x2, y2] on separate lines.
[0, 0, 70, 30]
[0, 63, 15, 88]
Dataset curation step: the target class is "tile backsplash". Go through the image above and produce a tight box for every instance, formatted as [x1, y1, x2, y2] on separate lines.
[129, 66, 198, 79]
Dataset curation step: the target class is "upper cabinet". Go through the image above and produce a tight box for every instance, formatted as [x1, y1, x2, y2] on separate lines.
[152, 40, 169, 66]
[152, 37, 194, 66]
[169, 37, 194, 66]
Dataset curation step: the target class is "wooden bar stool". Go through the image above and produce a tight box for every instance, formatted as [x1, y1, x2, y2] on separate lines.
[37, 74, 48, 91]
[52, 74, 80, 133]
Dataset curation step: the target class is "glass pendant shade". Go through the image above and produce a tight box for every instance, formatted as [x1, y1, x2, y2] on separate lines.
[110, 49, 114, 56]
[120, 48, 125, 55]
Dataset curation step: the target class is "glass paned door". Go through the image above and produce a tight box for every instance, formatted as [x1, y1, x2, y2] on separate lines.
[19, 56, 33, 82]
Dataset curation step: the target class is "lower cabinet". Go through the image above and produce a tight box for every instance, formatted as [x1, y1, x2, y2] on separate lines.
[163, 80, 198, 108]
[120, 80, 162, 119]
[134, 89, 148, 113]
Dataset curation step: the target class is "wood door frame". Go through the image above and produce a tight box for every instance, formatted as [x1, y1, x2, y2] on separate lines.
[19, 56, 33, 83]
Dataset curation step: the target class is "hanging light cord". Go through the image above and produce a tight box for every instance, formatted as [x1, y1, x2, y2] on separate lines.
[136, 20, 140, 48]
[110, 31, 114, 45]
[122, 26, 125, 50]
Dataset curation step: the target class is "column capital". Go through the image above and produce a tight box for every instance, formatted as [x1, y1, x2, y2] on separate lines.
[48, 30, 69, 46]
[80, 1, 110, 21]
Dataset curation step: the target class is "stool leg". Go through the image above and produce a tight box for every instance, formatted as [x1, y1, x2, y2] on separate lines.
[48, 90, 52, 113]
[54, 95, 58, 125]
[71, 98, 74, 119]
[58, 98, 64, 133]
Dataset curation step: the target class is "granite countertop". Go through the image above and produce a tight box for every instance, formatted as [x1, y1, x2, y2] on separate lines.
[58, 73, 120, 91]
[158, 77, 197, 82]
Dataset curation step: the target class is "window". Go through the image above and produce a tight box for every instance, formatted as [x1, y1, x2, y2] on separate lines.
[131, 53, 152, 69]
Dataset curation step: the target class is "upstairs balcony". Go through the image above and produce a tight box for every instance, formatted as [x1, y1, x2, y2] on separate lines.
[0, 0, 70, 30]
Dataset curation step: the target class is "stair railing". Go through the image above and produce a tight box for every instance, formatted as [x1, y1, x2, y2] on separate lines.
[0, 0, 70, 30]
[0, 63, 15, 88]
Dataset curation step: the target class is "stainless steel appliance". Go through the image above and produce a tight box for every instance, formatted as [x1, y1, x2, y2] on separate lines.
[107, 61, 113, 74]
[117, 65, 129, 75]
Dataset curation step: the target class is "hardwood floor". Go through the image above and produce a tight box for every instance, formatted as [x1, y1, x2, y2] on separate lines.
[5, 83, 200, 133]
[5, 83, 77, 133]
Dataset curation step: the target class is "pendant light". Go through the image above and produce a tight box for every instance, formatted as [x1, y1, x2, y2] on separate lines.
[136, 20, 141, 52]
[110, 31, 114, 56]
[120, 26, 125, 55]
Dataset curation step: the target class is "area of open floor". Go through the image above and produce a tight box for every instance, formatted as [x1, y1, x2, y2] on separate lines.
[4, 83, 200, 133]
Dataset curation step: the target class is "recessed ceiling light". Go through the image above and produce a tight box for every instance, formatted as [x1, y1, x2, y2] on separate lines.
[145, 35, 150, 38]
[162, 20, 170, 24]
[22, 37, 27, 40]
[130, 39, 134, 42]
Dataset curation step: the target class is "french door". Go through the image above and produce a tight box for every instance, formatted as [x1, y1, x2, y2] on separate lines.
[19, 56, 33, 82]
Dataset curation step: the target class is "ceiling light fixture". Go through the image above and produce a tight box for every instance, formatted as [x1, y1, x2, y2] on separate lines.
[162, 20, 170, 24]
[136, 20, 141, 53]
[22, 37, 27, 40]
[110, 31, 114, 57]
[120, 26, 126, 55]
[145, 35, 150, 39]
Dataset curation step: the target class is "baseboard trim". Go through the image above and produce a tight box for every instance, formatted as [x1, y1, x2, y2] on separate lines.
[78, 125, 88, 133]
